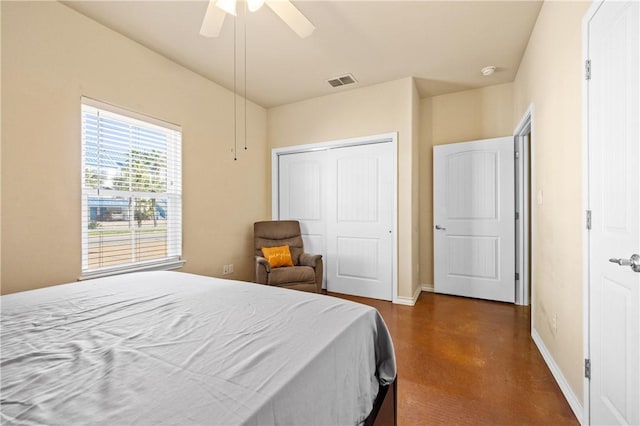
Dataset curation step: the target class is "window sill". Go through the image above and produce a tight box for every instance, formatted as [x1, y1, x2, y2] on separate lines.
[79, 258, 186, 281]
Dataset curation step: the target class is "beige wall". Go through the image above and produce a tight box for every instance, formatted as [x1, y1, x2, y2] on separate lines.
[411, 80, 420, 298]
[419, 83, 514, 286]
[431, 83, 514, 146]
[513, 0, 590, 402]
[419, 97, 433, 288]
[267, 77, 420, 299]
[1, 2, 269, 294]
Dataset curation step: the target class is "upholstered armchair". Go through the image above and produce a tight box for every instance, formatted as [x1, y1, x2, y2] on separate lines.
[254, 220, 323, 293]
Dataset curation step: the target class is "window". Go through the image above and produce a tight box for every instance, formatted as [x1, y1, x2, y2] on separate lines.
[81, 98, 182, 278]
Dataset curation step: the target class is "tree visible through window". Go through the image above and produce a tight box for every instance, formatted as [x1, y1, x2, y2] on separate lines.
[81, 98, 182, 277]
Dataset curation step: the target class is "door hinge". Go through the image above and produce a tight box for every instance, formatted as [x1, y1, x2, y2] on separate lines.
[515, 151, 520, 159]
[585, 358, 591, 380]
[586, 210, 592, 230]
[515, 272, 520, 281]
[585, 59, 591, 80]
[516, 211, 520, 220]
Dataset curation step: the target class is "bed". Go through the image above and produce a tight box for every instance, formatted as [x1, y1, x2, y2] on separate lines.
[0, 271, 396, 425]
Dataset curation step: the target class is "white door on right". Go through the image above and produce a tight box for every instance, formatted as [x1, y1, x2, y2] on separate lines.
[433, 137, 515, 303]
[587, 1, 639, 424]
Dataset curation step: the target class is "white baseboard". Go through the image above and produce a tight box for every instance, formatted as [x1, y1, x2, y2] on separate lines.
[531, 328, 584, 424]
[421, 283, 434, 292]
[395, 285, 422, 306]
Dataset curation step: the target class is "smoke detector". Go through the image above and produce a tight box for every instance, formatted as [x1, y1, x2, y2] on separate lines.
[327, 74, 358, 88]
[481, 66, 496, 76]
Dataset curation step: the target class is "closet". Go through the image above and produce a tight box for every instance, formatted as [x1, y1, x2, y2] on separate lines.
[274, 136, 395, 300]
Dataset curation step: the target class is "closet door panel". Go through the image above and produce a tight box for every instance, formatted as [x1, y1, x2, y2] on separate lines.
[278, 151, 327, 285]
[326, 143, 394, 301]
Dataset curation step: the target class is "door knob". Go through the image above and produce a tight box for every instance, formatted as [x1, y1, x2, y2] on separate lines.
[435, 225, 446, 231]
[609, 254, 640, 272]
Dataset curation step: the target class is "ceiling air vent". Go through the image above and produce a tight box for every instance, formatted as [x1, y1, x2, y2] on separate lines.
[327, 74, 358, 88]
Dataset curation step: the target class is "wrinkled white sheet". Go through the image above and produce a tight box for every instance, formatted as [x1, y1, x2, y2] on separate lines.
[1, 271, 396, 425]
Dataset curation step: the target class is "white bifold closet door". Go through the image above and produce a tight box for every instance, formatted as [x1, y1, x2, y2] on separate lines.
[325, 143, 394, 300]
[278, 150, 327, 267]
[277, 142, 394, 301]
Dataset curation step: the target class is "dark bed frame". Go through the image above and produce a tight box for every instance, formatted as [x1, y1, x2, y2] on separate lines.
[364, 378, 397, 426]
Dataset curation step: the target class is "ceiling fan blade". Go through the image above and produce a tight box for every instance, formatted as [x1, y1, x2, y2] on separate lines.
[265, 0, 315, 38]
[200, 0, 227, 38]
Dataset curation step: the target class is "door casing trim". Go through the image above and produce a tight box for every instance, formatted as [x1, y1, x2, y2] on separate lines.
[513, 106, 533, 307]
[582, 2, 606, 424]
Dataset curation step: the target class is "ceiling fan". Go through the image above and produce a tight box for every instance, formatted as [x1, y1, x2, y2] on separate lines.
[200, 0, 315, 38]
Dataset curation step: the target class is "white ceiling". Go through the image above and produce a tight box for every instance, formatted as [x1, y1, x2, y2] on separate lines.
[62, 1, 543, 108]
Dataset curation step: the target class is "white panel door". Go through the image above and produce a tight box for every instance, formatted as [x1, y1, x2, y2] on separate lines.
[587, 1, 639, 424]
[433, 137, 515, 302]
[278, 150, 327, 286]
[325, 142, 394, 301]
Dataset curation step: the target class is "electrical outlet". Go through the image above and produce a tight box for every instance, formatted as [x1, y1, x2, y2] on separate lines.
[228, 264, 234, 274]
[223, 265, 229, 275]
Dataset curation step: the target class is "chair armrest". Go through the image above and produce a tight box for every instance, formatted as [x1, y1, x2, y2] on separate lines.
[299, 253, 322, 268]
[255, 256, 270, 284]
[256, 256, 271, 272]
[300, 253, 323, 293]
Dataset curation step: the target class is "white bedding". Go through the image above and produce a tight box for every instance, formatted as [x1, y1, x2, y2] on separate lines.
[0, 271, 396, 425]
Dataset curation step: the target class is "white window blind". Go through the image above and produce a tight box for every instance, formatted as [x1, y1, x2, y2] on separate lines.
[81, 98, 183, 279]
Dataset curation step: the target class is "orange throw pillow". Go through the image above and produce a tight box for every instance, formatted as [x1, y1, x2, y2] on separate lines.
[261, 245, 294, 268]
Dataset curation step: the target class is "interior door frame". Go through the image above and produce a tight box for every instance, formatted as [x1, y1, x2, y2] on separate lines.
[271, 132, 399, 303]
[582, 2, 603, 423]
[513, 106, 534, 307]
